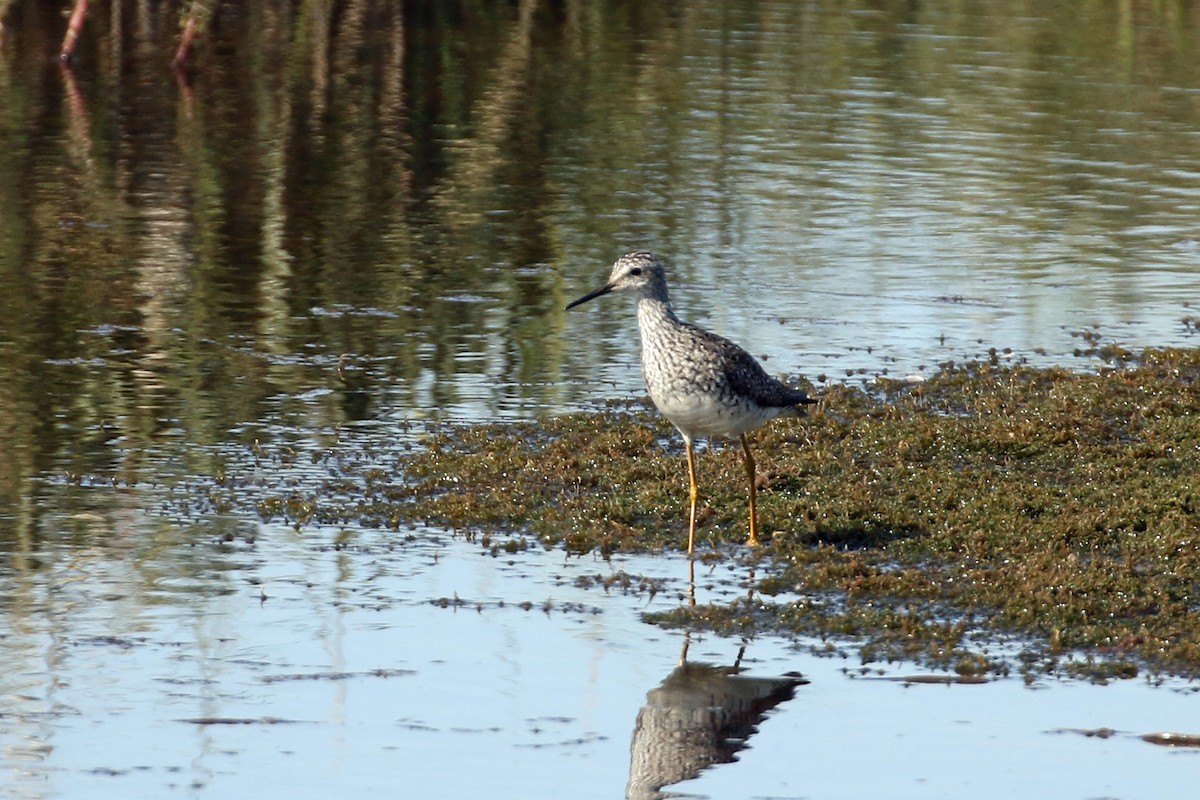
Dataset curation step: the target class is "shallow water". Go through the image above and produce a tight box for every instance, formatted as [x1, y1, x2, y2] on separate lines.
[4, 0, 1200, 797]
[3, 517, 1198, 798]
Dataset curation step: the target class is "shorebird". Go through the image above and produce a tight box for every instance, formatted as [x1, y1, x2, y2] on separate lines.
[566, 251, 816, 555]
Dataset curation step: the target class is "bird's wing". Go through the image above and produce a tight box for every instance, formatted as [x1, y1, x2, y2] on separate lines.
[691, 326, 812, 409]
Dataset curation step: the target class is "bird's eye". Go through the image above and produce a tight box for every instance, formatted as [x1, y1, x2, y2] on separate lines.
[630, 267, 643, 276]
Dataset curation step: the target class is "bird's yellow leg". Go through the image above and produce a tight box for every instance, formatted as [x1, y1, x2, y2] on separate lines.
[741, 434, 759, 546]
[685, 439, 699, 556]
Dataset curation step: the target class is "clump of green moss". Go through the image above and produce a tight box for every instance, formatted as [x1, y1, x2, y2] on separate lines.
[174, 347, 1200, 679]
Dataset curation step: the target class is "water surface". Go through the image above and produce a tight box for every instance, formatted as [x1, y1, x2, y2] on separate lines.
[3, 1, 1200, 797]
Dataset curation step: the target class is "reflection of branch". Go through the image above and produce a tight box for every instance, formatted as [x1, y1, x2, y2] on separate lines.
[57, 61, 99, 190]
[174, 2, 217, 71]
[55, 63, 119, 325]
[627, 642, 806, 799]
[175, 53, 196, 116]
[60, 0, 89, 61]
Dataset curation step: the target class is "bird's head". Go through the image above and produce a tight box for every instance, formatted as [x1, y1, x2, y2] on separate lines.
[565, 251, 667, 310]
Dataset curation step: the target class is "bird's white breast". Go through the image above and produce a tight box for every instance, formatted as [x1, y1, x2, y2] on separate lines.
[651, 388, 781, 440]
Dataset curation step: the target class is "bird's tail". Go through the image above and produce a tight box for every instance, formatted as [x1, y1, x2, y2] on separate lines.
[791, 395, 818, 416]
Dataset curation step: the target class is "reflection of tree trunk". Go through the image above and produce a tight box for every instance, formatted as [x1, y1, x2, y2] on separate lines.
[256, 3, 295, 356]
[123, 8, 196, 405]
[433, 0, 539, 227]
[306, 0, 333, 144]
[627, 637, 805, 800]
[379, 0, 412, 201]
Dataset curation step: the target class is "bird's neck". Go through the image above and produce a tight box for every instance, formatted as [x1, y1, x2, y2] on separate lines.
[636, 295, 680, 335]
[638, 296, 676, 323]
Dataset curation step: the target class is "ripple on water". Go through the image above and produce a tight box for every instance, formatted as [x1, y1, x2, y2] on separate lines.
[1, 516, 1198, 799]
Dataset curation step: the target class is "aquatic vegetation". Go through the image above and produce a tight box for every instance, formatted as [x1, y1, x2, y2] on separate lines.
[178, 348, 1200, 679]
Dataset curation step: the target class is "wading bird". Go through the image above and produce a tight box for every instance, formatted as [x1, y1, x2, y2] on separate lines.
[566, 251, 816, 555]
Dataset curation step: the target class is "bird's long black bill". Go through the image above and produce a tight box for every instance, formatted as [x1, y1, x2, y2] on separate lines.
[565, 283, 614, 310]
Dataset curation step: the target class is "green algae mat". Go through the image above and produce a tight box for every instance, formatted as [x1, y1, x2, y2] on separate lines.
[212, 348, 1200, 680]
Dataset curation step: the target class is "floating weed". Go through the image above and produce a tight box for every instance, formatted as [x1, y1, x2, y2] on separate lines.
[163, 348, 1200, 679]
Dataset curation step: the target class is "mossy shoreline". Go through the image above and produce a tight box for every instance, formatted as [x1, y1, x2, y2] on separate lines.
[205, 347, 1200, 680]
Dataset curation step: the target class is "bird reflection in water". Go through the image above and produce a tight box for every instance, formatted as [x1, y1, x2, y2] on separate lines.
[627, 561, 807, 799]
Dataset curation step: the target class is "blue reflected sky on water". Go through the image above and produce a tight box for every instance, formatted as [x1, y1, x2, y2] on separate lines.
[4, 518, 1197, 799]
[4, 1, 1200, 797]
